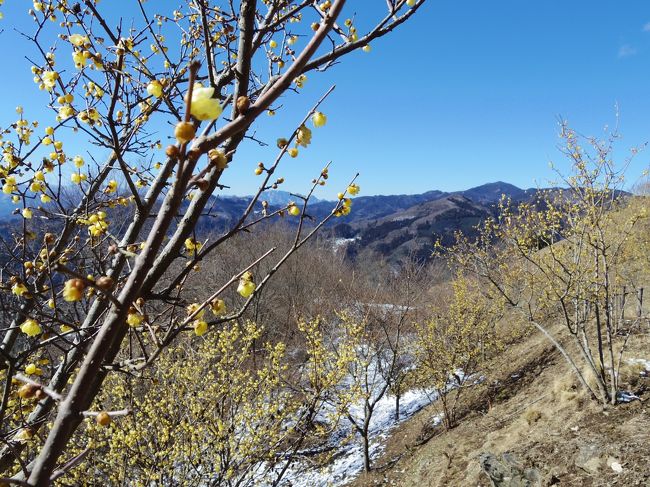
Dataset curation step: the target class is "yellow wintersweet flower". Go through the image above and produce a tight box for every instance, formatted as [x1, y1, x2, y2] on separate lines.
[89, 220, 108, 237]
[312, 111, 327, 128]
[127, 312, 143, 327]
[347, 183, 360, 196]
[237, 271, 256, 298]
[3, 182, 16, 194]
[174, 121, 195, 143]
[30, 182, 43, 193]
[288, 203, 300, 216]
[73, 155, 84, 167]
[293, 74, 307, 88]
[186, 302, 205, 320]
[335, 198, 353, 217]
[78, 108, 100, 124]
[209, 149, 228, 169]
[62, 279, 84, 302]
[20, 319, 41, 337]
[147, 80, 163, 98]
[189, 84, 222, 121]
[72, 50, 87, 69]
[68, 34, 87, 47]
[105, 180, 117, 194]
[25, 363, 43, 375]
[42, 71, 58, 91]
[193, 320, 208, 336]
[71, 173, 86, 184]
[12, 282, 28, 296]
[184, 238, 202, 254]
[58, 105, 74, 120]
[296, 125, 312, 148]
[209, 298, 226, 316]
[22, 208, 33, 219]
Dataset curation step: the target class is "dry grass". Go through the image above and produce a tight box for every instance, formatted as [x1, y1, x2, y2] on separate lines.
[349, 322, 650, 487]
[522, 408, 542, 425]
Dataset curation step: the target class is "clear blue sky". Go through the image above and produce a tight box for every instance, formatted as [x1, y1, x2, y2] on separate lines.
[2, 1, 649, 199]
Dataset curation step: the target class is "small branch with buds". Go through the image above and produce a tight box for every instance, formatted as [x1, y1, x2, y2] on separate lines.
[81, 408, 130, 419]
[54, 264, 121, 308]
[14, 374, 63, 402]
[133, 246, 276, 371]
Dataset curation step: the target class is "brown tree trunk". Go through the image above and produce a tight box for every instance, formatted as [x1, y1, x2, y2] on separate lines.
[395, 393, 401, 423]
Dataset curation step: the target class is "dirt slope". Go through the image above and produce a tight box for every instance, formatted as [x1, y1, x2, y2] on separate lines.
[350, 324, 650, 487]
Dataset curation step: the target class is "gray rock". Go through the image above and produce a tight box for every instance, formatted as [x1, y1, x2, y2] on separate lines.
[574, 444, 602, 474]
[480, 452, 542, 487]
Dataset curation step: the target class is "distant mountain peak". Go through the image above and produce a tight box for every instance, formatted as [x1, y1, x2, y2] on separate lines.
[459, 181, 525, 203]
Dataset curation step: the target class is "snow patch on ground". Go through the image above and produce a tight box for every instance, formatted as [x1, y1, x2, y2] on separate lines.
[275, 388, 437, 487]
[627, 358, 650, 372]
[333, 237, 359, 249]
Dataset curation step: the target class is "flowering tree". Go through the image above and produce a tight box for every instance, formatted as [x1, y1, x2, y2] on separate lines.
[0, 0, 426, 484]
[447, 123, 649, 406]
[414, 274, 503, 430]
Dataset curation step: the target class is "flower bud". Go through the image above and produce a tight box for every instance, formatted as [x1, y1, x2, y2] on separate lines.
[166, 145, 180, 159]
[276, 138, 288, 149]
[174, 121, 196, 143]
[95, 276, 114, 291]
[96, 411, 111, 426]
[18, 384, 40, 399]
[236, 96, 250, 114]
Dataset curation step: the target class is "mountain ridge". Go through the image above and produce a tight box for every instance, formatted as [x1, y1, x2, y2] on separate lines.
[0, 182, 536, 263]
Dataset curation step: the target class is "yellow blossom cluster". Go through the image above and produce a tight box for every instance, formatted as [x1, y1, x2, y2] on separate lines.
[77, 211, 109, 237]
[184, 237, 202, 255]
[65, 321, 302, 485]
